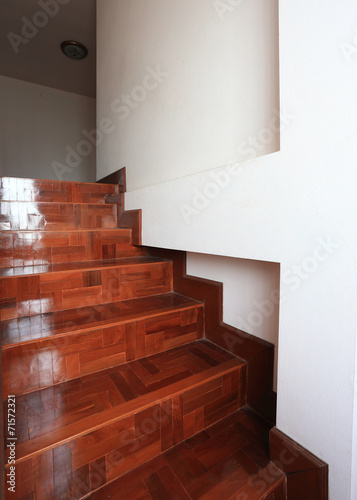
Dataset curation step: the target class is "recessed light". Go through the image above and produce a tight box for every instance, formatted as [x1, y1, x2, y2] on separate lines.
[61, 40, 88, 60]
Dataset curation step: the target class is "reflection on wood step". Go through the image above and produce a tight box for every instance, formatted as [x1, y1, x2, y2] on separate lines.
[87, 408, 286, 500]
[4, 341, 247, 498]
[2, 294, 203, 397]
[0, 228, 146, 268]
[1, 293, 201, 346]
[0, 201, 118, 231]
[0, 177, 118, 203]
[0, 257, 173, 320]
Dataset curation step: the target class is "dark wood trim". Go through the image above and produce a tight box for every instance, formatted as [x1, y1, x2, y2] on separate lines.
[97, 167, 142, 245]
[147, 247, 275, 420]
[111, 171, 275, 420]
[96, 167, 126, 194]
[119, 209, 142, 246]
[270, 427, 328, 500]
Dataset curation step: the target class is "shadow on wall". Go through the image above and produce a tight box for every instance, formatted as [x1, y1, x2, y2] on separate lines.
[187, 252, 280, 391]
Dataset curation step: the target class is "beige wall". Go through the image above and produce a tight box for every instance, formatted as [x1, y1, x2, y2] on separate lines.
[0, 75, 96, 182]
[97, 0, 280, 190]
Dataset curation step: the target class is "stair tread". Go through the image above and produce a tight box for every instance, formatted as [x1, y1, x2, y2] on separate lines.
[0, 255, 166, 278]
[0, 228, 131, 234]
[0, 176, 117, 186]
[5, 340, 244, 463]
[1, 293, 201, 346]
[87, 408, 285, 500]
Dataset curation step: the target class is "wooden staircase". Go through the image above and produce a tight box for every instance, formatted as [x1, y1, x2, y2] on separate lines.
[0, 177, 286, 499]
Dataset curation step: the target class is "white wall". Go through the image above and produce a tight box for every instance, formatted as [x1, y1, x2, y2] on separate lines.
[0, 75, 96, 182]
[187, 253, 280, 390]
[97, 1, 357, 498]
[97, 0, 280, 190]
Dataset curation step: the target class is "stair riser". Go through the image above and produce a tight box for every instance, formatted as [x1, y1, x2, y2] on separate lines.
[0, 262, 173, 320]
[0, 230, 146, 268]
[0, 202, 118, 231]
[2, 306, 203, 397]
[6, 367, 245, 500]
[0, 177, 118, 203]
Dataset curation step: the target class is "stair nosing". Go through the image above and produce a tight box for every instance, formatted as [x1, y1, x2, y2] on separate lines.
[0, 200, 120, 206]
[0, 256, 169, 279]
[0, 228, 130, 234]
[1, 294, 203, 348]
[0, 176, 119, 187]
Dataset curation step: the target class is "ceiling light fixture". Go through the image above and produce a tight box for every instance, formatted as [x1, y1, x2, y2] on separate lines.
[60, 40, 88, 60]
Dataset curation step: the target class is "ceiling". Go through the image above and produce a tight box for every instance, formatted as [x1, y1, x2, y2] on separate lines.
[0, 0, 96, 97]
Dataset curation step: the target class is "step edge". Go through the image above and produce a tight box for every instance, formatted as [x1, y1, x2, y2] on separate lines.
[0, 228, 131, 234]
[1, 300, 204, 349]
[0, 200, 120, 206]
[0, 176, 119, 188]
[0, 256, 170, 279]
[6, 359, 246, 466]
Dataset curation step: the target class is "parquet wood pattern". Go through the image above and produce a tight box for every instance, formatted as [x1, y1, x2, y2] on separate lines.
[2, 295, 203, 397]
[0, 202, 118, 232]
[3, 342, 248, 500]
[8, 408, 286, 499]
[0, 177, 118, 203]
[0, 176, 288, 499]
[0, 229, 146, 269]
[0, 257, 173, 320]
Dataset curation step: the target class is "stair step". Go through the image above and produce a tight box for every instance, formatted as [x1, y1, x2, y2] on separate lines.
[0, 257, 173, 320]
[0, 201, 118, 231]
[0, 177, 118, 203]
[0, 228, 146, 269]
[4, 341, 246, 498]
[88, 408, 286, 500]
[2, 293, 203, 397]
[9, 407, 286, 500]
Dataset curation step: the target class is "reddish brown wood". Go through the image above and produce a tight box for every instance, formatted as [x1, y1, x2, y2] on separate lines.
[119, 209, 142, 246]
[270, 427, 328, 500]
[4, 341, 244, 465]
[0, 229, 146, 269]
[0, 177, 118, 203]
[209, 323, 275, 415]
[0, 175, 288, 499]
[0, 257, 173, 320]
[0, 201, 118, 231]
[96, 167, 126, 194]
[87, 409, 285, 500]
[146, 246, 275, 420]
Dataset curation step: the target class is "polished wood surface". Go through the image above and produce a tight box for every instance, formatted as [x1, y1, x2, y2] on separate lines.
[0, 201, 118, 231]
[147, 246, 276, 420]
[0, 176, 289, 499]
[0, 257, 173, 320]
[7, 408, 287, 500]
[87, 408, 286, 500]
[0, 229, 146, 269]
[0, 177, 118, 203]
[2, 294, 203, 397]
[5, 340, 244, 459]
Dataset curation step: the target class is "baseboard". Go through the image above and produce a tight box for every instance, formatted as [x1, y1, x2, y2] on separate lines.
[147, 246, 275, 420]
[105, 167, 276, 421]
[270, 428, 328, 500]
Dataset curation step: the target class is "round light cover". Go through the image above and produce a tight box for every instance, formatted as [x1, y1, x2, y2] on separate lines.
[61, 40, 88, 59]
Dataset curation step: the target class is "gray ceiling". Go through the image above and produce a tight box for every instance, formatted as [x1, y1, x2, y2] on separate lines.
[0, 0, 96, 97]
